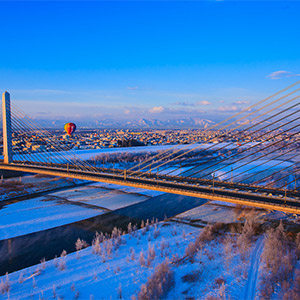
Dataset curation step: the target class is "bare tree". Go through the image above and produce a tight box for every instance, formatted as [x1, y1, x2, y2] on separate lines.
[139, 250, 146, 267]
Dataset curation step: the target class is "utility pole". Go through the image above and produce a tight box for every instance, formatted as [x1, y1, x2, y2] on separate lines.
[212, 173, 215, 194]
[124, 169, 127, 180]
[2, 92, 13, 164]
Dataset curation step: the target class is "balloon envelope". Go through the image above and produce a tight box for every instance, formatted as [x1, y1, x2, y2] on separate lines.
[64, 122, 76, 136]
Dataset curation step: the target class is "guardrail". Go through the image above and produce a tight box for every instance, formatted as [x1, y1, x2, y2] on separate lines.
[1, 162, 300, 214]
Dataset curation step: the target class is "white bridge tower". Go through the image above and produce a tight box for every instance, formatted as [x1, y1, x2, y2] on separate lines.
[2, 91, 13, 164]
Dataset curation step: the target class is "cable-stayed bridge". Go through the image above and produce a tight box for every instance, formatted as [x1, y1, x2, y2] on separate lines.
[0, 82, 300, 213]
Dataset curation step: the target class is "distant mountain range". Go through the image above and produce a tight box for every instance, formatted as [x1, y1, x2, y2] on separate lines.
[95, 117, 216, 129]
[16, 115, 292, 131]
[32, 117, 217, 129]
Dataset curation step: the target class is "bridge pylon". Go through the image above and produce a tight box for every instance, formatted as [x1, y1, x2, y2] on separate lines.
[2, 91, 13, 164]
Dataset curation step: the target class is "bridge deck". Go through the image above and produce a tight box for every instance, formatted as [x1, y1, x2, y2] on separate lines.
[1, 162, 300, 214]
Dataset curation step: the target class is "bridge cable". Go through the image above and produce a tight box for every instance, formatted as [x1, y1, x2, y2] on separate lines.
[126, 80, 300, 173]
[10, 104, 98, 172]
[164, 101, 300, 176]
[240, 150, 299, 187]
[185, 109, 300, 179]
[195, 123, 300, 183]
[135, 91, 300, 176]
[223, 130, 300, 185]
[10, 109, 72, 166]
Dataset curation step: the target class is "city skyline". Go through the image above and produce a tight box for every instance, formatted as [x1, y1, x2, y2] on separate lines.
[1, 1, 300, 124]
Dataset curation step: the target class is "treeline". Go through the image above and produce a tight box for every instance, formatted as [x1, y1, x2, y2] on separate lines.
[89, 149, 215, 166]
[117, 139, 145, 147]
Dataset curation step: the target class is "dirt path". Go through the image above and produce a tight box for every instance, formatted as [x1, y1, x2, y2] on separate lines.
[244, 236, 264, 300]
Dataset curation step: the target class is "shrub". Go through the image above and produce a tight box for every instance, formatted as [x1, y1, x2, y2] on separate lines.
[137, 260, 174, 300]
[182, 270, 200, 283]
[0, 273, 10, 295]
[139, 251, 146, 267]
[76, 238, 87, 251]
[260, 222, 297, 297]
[153, 227, 160, 239]
[130, 247, 135, 261]
[185, 242, 197, 262]
[215, 277, 226, 286]
[40, 257, 46, 270]
[18, 273, 24, 284]
[58, 258, 66, 271]
[160, 238, 168, 258]
[223, 234, 233, 269]
[92, 236, 102, 255]
[128, 223, 132, 235]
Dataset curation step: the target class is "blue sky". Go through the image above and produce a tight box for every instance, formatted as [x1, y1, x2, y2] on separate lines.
[1, 1, 300, 123]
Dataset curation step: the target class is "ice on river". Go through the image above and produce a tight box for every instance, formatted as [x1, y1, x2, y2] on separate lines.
[0, 197, 103, 241]
[0, 182, 152, 241]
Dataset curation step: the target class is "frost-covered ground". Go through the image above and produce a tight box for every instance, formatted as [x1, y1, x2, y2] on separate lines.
[0, 220, 257, 300]
[214, 159, 293, 181]
[175, 202, 240, 225]
[10, 142, 258, 163]
[0, 196, 103, 240]
[0, 175, 84, 201]
[0, 181, 155, 241]
[2, 199, 300, 300]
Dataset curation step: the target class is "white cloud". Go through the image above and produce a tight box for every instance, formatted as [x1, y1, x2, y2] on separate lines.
[233, 100, 249, 105]
[196, 100, 211, 105]
[218, 105, 239, 112]
[172, 101, 195, 106]
[267, 70, 300, 80]
[149, 106, 164, 113]
[127, 86, 138, 90]
[172, 100, 211, 106]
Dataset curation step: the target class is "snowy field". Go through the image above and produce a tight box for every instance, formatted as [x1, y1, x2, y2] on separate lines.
[0, 196, 103, 240]
[213, 159, 293, 181]
[0, 221, 259, 300]
[175, 202, 240, 224]
[0, 181, 154, 241]
[0, 175, 83, 201]
[52, 185, 150, 210]
[10, 142, 258, 163]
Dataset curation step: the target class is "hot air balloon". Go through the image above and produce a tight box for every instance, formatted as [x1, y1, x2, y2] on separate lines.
[64, 122, 76, 136]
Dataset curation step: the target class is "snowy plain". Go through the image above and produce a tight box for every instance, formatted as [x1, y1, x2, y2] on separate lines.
[0, 179, 157, 241]
[0, 221, 258, 300]
[10, 142, 258, 163]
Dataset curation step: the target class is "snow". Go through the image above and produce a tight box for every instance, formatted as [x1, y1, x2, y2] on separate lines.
[0, 221, 257, 300]
[11, 142, 256, 163]
[244, 236, 264, 300]
[0, 175, 81, 201]
[214, 159, 293, 181]
[52, 185, 150, 210]
[175, 202, 239, 224]
[0, 181, 152, 241]
[91, 182, 165, 198]
[0, 196, 103, 240]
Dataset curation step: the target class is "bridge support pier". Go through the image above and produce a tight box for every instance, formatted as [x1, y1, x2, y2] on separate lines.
[2, 91, 13, 164]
